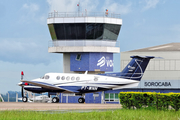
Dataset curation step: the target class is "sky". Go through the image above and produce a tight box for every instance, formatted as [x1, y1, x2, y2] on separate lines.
[0, 0, 180, 93]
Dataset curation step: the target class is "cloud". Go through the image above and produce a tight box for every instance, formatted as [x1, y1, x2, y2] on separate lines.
[142, 0, 160, 10]
[101, 0, 131, 14]
[20, 3, 46, 24]
[170, 24, 180, 32]
[22, 3, 39, 12]
[47, 0, 78, 12]
[0, 38, 57, 65]
[47, 0, 131, 14]
[169, 24, 180, 40]
[0, 3, 6, 19]
[46, 0, 100, 13]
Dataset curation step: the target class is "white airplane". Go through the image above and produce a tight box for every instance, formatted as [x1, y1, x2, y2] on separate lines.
[18, 56, 154, 103]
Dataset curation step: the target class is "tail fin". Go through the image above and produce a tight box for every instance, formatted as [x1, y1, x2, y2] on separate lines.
[120, 56, 154, 81]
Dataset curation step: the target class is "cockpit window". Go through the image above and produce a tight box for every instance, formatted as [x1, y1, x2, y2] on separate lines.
[56, 76, 60, 80]
[61, 76, 65, 80]
[45, 75, 50, 79]
[76, 77, 80, 81]
[41, 76, 45, 79]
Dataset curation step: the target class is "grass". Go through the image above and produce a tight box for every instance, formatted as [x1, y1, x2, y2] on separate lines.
[0, 108, 180, 120]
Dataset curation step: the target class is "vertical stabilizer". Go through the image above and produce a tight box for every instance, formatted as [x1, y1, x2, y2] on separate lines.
[120, 56, 154, 81]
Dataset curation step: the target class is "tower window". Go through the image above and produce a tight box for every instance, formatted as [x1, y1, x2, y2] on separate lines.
[76, 54, 81, 61]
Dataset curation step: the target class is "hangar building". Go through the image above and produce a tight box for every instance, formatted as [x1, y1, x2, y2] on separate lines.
[121, 43, 180, 81]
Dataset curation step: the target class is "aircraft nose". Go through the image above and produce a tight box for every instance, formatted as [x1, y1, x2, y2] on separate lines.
[18, 82, 23, 86]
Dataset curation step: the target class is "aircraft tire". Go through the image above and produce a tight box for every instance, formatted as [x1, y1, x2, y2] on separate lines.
[52, 97, 59, 103]
[78, 97, 85, 103]
[22, 97, 28, 102]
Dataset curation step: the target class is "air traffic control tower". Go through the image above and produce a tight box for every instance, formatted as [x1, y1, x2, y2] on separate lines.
[47, 12, 122, 74]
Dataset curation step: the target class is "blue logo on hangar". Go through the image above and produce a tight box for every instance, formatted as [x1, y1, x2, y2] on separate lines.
[70, 52, 113, 72]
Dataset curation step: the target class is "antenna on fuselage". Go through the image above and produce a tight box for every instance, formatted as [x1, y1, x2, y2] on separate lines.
[85, 71, 88, 75]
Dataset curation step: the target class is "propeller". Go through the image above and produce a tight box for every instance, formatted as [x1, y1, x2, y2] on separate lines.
[48, 92, 50, 98]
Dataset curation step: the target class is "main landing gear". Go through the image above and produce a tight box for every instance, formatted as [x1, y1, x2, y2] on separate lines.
[78, 97, 85, 103]
[52, 93, 60, 103]
[52, 97, 59, 103]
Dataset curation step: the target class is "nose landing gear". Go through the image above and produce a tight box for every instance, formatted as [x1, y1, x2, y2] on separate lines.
[21, 86, 28, 102]
[22, 96, 28, 102]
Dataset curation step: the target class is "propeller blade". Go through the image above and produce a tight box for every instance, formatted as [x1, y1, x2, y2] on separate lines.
[21, 86, 24, 97]
[48, 92, 50, 98]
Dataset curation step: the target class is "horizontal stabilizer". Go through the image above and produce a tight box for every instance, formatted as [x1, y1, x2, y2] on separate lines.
[130, 55, 155, 59]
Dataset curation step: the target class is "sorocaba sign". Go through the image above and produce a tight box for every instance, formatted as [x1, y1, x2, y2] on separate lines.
[135, 80, 180, 89]
[144, 82, 171, 87]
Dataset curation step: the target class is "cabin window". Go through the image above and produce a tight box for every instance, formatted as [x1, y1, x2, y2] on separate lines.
[71, 76, 75, 80]
[61, 76, 65, 80]
[45, 75, 50, 79]
[76, 54, 81, 61]
[94, 77, 98, 81]
[76, 77, 80, 81]
[56, 76, 60, 80]
[66, 76, 70, 80]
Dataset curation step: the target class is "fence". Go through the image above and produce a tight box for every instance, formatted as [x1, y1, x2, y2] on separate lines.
[1, 92, 52, 103]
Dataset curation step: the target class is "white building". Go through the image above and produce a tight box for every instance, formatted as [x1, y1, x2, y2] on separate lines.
[121, 43, 180, 81]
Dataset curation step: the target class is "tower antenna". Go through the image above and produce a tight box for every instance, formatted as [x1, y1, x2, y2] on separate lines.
[77, 2, 80, 16]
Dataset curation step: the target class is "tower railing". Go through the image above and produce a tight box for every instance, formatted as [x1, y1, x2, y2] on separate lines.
[48, 12, 121, 19]
[48, 40, 120, 47]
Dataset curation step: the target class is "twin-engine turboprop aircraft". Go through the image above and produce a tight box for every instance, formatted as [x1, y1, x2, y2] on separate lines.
[18, 56, 154, 103]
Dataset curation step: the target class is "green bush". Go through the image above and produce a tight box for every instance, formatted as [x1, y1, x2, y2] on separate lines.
[169, 93, 180, 111]
[119, 92, 180, 111]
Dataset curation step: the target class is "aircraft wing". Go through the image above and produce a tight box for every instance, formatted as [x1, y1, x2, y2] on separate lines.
[21, 80, 74, 93]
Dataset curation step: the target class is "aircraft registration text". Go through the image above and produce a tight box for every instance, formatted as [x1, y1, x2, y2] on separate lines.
[81, 86, 98, 90]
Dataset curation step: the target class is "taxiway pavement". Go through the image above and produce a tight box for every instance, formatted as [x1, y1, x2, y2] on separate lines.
[0, 102, 122, 111]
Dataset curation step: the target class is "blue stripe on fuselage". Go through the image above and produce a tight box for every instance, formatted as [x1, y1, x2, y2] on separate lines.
[24, 86, 109, 94]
